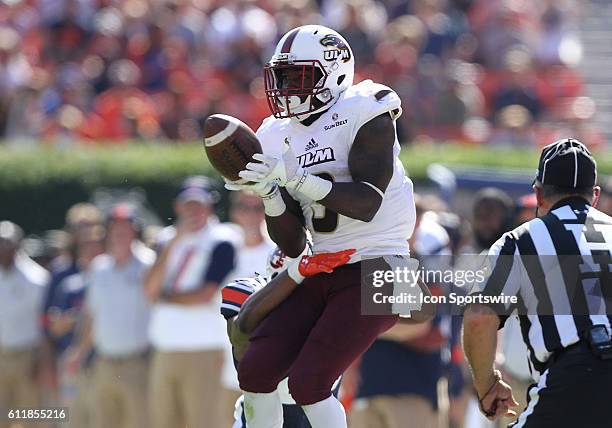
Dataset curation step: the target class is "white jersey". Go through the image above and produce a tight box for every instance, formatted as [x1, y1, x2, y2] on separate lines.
[256, 80, 416, 261]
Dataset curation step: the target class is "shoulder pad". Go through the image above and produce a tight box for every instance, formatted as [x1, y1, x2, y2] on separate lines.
[255, 116, 289, 156]
[346, 80, 402, 127]
[256, 115, 277, 137]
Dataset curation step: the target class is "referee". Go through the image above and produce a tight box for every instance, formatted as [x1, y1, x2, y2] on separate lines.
[462, 138, 612, 427]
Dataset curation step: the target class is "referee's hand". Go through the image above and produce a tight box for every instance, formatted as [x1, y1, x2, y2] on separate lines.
[478, 377, 519, 421]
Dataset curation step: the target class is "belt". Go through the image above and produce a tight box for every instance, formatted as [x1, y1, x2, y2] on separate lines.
[99, 349, 150, 362]
[0, 346, 35, 356]
[545, 340, 591, 371]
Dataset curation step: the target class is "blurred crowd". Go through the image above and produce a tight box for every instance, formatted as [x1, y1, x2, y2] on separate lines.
[0, 0, 605, 148]
[2, 175, 611, 428]
[1, 176, 275, 428]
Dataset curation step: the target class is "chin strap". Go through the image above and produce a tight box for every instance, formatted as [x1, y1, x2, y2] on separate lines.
[293, 89, 336, 122]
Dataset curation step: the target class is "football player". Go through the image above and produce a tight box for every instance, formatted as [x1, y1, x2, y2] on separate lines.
[221, 246, 353, 428]
[225, 24, 417, 428]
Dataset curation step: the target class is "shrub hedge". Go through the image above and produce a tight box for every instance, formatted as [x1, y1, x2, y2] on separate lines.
[0, 143, 609, 233]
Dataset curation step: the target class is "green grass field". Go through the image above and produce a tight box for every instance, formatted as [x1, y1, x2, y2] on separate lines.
[0, 143, 609, 187]
[0, 142, 609, 233]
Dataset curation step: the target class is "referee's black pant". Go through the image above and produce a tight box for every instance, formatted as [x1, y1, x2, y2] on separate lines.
[511, 346, 612, 428]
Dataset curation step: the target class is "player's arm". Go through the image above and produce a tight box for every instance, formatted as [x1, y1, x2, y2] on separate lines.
[227, 318, 250, 361]
[221, 273, 296, 361]
[264, 188, 308, 257]
[240, 112, 396, 223]
[224, 181, 307, 257]
[318, 113, 394, 222]
[236, 270, 300, 334]
[221, 249, 354, 360]
[238, 249, 354, 333]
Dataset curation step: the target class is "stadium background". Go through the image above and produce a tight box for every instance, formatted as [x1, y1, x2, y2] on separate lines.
[0, 0, 610, 233]
[0, 0, 611, 427]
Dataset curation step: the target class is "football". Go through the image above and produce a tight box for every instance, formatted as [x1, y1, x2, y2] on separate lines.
[203, 114, 262, 182]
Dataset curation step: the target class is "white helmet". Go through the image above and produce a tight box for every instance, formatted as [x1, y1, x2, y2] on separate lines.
[264, 25, 355, 120]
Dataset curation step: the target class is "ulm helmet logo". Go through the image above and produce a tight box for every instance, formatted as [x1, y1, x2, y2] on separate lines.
[320, 34, 351, 63]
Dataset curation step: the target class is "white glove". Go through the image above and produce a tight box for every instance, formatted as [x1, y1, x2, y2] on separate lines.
[238, 141, 332, 201]
[224, 178, 275, 197]
[224, 178, 286, 217]
[239, 140, 302, 187]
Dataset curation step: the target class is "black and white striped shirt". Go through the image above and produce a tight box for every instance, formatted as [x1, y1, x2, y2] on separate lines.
[473, 196, 612, 375]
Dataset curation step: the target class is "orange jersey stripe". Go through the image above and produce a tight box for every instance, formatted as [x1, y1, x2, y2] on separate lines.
[222, 288, 251, 306]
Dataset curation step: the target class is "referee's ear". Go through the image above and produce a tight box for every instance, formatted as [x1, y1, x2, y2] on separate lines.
[592, 186, 601, 207]
[533, 184, 545, 215]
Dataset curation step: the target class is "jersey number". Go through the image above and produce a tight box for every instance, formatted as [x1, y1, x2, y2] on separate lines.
[566, 223, 612, 301]
[312, 173, 339, 233]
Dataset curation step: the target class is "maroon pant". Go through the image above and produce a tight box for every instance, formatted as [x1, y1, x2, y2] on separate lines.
[237, 262, 398, 405]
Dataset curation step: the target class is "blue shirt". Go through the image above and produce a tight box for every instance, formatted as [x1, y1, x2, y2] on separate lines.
[356, 338, 443, 409]
[45, 263, 86, 355]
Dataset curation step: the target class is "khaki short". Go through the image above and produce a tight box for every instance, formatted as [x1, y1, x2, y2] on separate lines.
[149, 349, 224, 428]
[0, 348, 40, 428]
[92, 354, 149, 428]
[350, 394, 439, 428]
